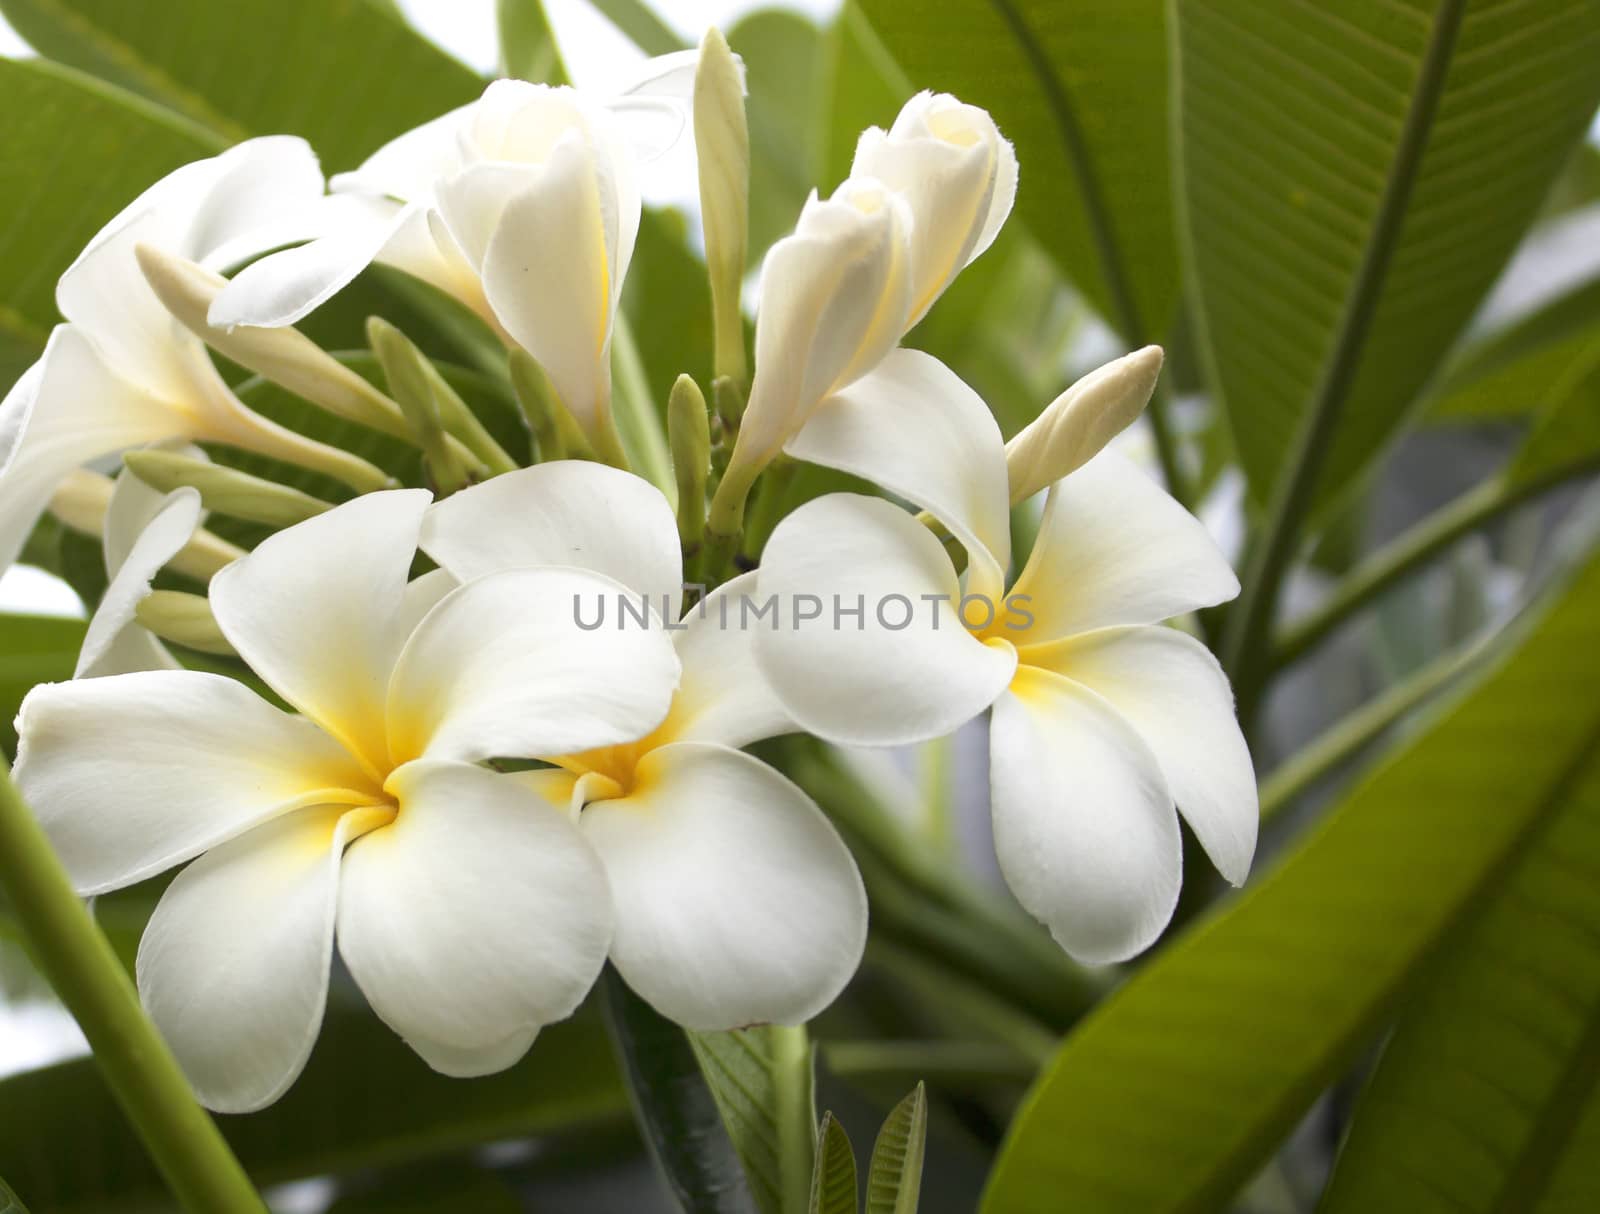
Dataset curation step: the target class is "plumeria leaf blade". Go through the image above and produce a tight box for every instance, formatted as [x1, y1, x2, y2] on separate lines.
[981, 542, 1600, 1213]
[0, 1003, 626, 1207]
[496, 0, 568, 85]
[864, 1083, 926, 1214]
[0, 0, 481, 169]
[809, 1113, 858, 1214]
[0, 1174, 28, 1214]
[689, 1025, 818, 1214]
[0, 615, 84, 756]
[601, 970, 759, 1214]
[1175, 0, 1600, 510]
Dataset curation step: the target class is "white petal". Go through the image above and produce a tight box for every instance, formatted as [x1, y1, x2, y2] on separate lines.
[668, 572, 794, 749]
[209, 490, 431, 775]
[75, 487, 201, 678]
[989, 665, 1182, 964]
[14, 671, 374, 894]
[393, 568, 458, 640]
[101, 443, 207, 575]
[477, 133, 626, 443]
[337, 759, 612, 1075]
[583, 742, 866, 1028]
[1029, 627, 1257, 885]
[386, 566, 680, 765]
[421, 460, 682, 611]
[1008, 450, 1240, 644]
[182, 136, 326, 271]
[755, 493, 1015, 746]
[137, 803, 383, 1113]
[434, 162, 541, 270]
[786, 348, 1011, 601]
[331, 104, 472, 202]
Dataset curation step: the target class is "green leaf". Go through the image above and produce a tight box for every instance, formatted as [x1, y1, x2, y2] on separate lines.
[600, 970, 757, 1214]
[0, 615, 84, 756]
[858, 0, 1176, 343]
[623, 208, 716, 411]
[1540, 139, 1600, 222]
[1177, 0, 1600, 509]
[981, 541, 1600, 1213]
[1428, 320, 1600, 423]
[0, 0, 482, 170]
[689, 1025, 817, 1214]
[0, 1003, 627, 1209]
[865, 1083, 926, 1214]
[1506, 342, 1600, 487]
[1319, 708, 1600, 1210]
[819, 1, 911, 191]
[0, 1176, 29, 1214]
[0, 58, 218, 389]
[496, 0, 567, 83]
[809, 1114, 858, 1214]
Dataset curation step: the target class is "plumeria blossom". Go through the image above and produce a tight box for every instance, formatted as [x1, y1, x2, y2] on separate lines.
[755, 349, 1255, 963]
[0, 137, 372, 575]
[721, 92, 1015, 495]
[422, 460, 868, 1029]
[15, 490, 681, 1111]
[213, 56, 715, 454]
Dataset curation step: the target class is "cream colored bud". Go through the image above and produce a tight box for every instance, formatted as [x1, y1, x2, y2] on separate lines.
[48, 468, 243, 580]
[122, 449, 333, 529]
[1006, 346, 1164, 504]
[134, 590, 237, 656]
[669, 374, 710, 548]
[695, 26, 750, 387]
[135, 243, 409, 440]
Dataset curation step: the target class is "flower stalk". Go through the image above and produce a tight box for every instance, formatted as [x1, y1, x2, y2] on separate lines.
[0, 757, 265, 1214]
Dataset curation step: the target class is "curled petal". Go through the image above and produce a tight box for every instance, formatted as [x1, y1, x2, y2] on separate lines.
[756, 493, 1016, 747]
[583, 742, 866, 1028]
[14, 670, 374, 894]
[337, 759, 613, 1075]
[137, 803, 385, 1113]
[989, 665, 1182, 964]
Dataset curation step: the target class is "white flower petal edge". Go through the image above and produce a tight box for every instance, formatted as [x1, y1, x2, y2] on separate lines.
[337, 760, 613, 1076]
[1027, 627, 1257, 886]
[756, 493, 1017, 747]
[75, 485, 202, 678]
[14, 671, 375, 895]
[1008, 451, 1240, 644]
[990, 666, 1183, 964]
[669, 572, 795, 750]
[421, 460, 682, 615]
[581, 742, 867, 1029]
[137, 803, 384, 1114]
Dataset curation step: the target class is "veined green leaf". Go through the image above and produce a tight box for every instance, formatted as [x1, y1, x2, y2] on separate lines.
[689, 1025, 817, 1214]
[1178, 0, 1600, 509]
[496, 0, 567, 84]
[0, 615, 84, 756]
[809, 1114, 858, 1214]
[0, 1004, 626, 1210]
[865, 1083, 926, 1214]
[982, 541, 1600, 1213]
[0, 58, 219, 390]
[0, 0, 482, 170]
[858, 0, 1175, 343]
[1506, 342, 1600, 487]
[1319, 705, 1600, 1210]
[1427, 320, 1600, 423]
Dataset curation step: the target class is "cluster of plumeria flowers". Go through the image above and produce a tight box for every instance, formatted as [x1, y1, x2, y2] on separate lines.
[0, 34, 1256, 1113]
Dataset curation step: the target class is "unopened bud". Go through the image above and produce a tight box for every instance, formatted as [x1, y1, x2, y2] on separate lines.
[1005, 346, 1164, 504]
[510, 348, 592, 463]
[134, 590, 237, 656]
[49, 468, 243, 580]
[695, 26, 750, 388]
[135, 243, 409, 440]
[669, 375, 710, 549]
[123, 449, 333, 528]
[369, 317, 483, 494]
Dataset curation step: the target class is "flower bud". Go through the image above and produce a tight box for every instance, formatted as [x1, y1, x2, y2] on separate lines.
[122, 448, 333, 528]
[1005, 346, 1164, 504]
[851, 91, 1017, 326]
[695, 26, 750, 387]
[368, 318, 483, 494]
[48, 468, 243, 580]
[134, 590, 237, 656]
[669, 374, 710, 550]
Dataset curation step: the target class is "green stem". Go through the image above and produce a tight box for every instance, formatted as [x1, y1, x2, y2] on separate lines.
[1271, 459, 1600, 672]
[0, 758, 265, 1214]
[1221, 0, 1467, 725]
[611, 315, 674, 495]
[1259, 636, 1488, 824]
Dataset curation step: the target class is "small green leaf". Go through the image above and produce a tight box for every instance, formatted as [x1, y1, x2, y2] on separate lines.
[865, 1083, 926, 1214]
[689, 1025, 817, 1214]
[809, 1114, 858, 1214]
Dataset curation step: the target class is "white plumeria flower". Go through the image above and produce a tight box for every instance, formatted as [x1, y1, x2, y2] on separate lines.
[850, 90, 1017, 328]
[0, 137, 361, 575]
[754, 349, 1255, 964]
[724, 93, 1014, 495]
[422, 460, 868, 1029]
[212, 56, 705, 453]
[14, 489, 681, 1111]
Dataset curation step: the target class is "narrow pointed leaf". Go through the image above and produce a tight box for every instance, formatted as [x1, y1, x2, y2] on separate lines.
[982, 543, 1600, 1213]
[1178, 0, 1600, 508]
[865, 1083, 926, 1214]
[809, 1114, 858, 1214]
[497, 0, 567, 84]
